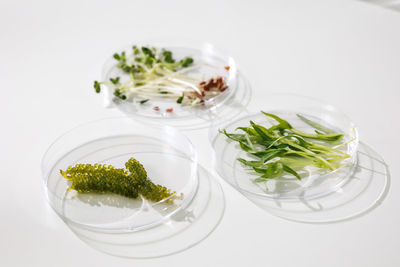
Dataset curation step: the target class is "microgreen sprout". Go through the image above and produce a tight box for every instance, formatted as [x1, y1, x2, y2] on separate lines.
[177, 94, 184, 104]
[94, 80, 101, 93]
[93, 45, 228, 106]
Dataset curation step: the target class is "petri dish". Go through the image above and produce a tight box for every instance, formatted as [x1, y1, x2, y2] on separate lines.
[65, 164, 225, 258]
[41, 117, 198, 232]
[101, 39, 238, 121]
[211, 94, 359, 200]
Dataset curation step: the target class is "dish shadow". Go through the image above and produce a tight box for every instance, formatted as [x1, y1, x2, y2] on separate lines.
[58, 165, 225, 258]
[245, 142, 390, 224]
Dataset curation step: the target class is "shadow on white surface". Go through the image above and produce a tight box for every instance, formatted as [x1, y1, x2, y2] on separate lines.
[246, 142, 390, 223]
[360, 0, 400, 12]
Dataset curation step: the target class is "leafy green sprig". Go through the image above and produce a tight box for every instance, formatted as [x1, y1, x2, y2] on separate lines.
[222, 112, 352, 183]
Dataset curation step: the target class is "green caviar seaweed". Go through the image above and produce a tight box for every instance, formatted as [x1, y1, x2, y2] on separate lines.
[125, 158, 176, 203]
[60, 158, 176, 203]
[222, 112, 353, 183]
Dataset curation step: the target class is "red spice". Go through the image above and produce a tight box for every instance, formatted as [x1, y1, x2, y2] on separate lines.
[153, 106, 160, 111]
[166, 108, 173, 113]
[225, 66, 230, 71]
[194, 76, 228, 102]
[203, 78, 214, 91]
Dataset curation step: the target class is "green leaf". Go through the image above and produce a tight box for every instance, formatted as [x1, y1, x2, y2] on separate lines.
[94, 80, 101, 93]
[113, 53, 121, 60]
[249, 121, 275, 141]
[144, 56, 154, 68]
[261, 112, 292, 129]
[253, 167, 268, 174]
[239, 142, 256, 153]
[133, 45, 140, 55]
[254, 177, 269, 183]
[162, 50, 175, 63]
[260, 162, 284, 178]
[133, 82, 145, 87]
[237, 158, 265, 167]
[113, 88, 127, 100]
[282, 164, 301, 180]
[139, 99, 149, 104]
[297, 114, 336, 134]
[290, 129, 344, 143]
[177, 94, 184, 104]
[180, 57, 193, 67]
[141, 46, 155, 58]
[251, 149, 286, 162]
[110, 77, 120, 85]
[236, 127, 257, 136]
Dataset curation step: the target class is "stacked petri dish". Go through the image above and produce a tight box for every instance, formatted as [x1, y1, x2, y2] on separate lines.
[100, 39, 252, 130]
[42, 118, 225, 257]
[210, 94, 389, 223]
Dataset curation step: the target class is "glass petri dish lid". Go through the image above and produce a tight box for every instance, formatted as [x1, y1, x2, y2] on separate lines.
[211, 94, 359, 200]
[41, 117, 198, 232]
[100, 39, 240, 120]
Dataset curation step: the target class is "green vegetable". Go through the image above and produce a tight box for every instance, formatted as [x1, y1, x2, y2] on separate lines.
[101, 46, 195, 102]
[177, 94, 184, 104]
[113, 88, 127, 100]
[110, 77, 120, 85]
[180, 57, 194, 67]
[60, 157, 177, 203]
[94, 80, 101, 93]
[222, 112, 352, 183]
[139, 99, 149, 104]
[93, 45, 230, 107]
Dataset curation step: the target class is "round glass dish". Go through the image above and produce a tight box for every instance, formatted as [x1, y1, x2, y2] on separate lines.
[101, 39, 238, 120]
[41, 117, 198, 232]
[211, 94, 359, 200]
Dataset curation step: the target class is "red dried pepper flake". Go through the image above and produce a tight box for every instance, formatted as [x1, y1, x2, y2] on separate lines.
[225, 66, 230, 71]
[220, 86, 228, 92]
[199, 81, 206, 86]
[166, 108, 173, 113]
[153, 106, 160, 111]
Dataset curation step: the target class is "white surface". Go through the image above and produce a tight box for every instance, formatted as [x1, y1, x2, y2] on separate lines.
[1, 0, 400, 266]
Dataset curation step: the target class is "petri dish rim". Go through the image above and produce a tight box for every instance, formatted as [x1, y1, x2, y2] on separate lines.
[41, 117, 199, 233]
[100, 40, 239, 120]
[211, 93, 360, 201]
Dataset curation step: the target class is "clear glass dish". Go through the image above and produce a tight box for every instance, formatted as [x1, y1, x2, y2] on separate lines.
[41, 117, 198, 232]
[211, 94, 359, 200]
[101, 39, 238, 120]
[66, 164, 225, 258]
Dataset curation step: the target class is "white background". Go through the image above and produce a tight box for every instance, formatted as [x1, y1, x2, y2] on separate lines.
[1, 0, 400, 266]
